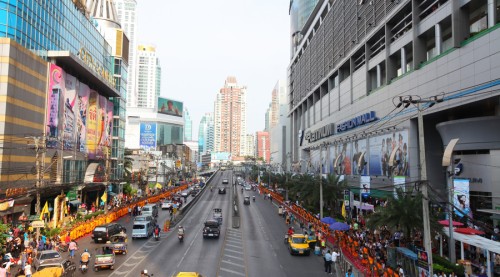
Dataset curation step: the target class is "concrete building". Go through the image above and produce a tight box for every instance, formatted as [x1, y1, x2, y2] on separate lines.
[289, 0, 320, 57]
[289, 0, 500, 224]
[256, 131, 271, 163]
[184, 108, 193, 141]
[269, 80, 290, 171]
[136, 45, 161, 108]
[198, 113, 214, 161]
[0, 0, 121, 222]
[242, 134, 256, 158]
[114, 0, 138, 108]
[213, 77, 247, 158]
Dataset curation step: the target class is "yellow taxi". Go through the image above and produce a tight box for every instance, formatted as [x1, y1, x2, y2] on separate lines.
[173, 272, 204, 277]
[287, 234, 311, 256]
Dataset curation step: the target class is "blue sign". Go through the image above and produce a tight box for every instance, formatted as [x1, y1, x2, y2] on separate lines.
[337, 111, 378, 133]
[140, 122, 157, 150]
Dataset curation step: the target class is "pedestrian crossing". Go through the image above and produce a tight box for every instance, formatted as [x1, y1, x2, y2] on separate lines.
[217, 228, 247, 277]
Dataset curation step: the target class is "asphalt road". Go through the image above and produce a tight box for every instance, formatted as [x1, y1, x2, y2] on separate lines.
[71, 171, 334, 277]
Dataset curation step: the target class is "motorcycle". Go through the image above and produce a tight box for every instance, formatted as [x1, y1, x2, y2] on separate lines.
[284, 234, 289, 244]
[252, 196, 255, 202]
[80, 261, 89, 274]
[178, 233, 184, 242]
[154, 232, 160, 241]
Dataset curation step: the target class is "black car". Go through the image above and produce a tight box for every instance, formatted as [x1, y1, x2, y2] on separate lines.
[203, 220, 221, 238]
[218, 187, 226, 194]
[92, 223, 126, 243]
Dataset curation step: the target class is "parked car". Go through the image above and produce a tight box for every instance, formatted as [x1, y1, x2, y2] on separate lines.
[92, 223, 126, 243]
[33, 250, 63, 271]
[218, 187, 226, 194]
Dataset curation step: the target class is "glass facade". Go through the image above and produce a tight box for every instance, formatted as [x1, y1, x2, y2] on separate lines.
[0, 0, 113, 73]
[157, 123, 183, 146]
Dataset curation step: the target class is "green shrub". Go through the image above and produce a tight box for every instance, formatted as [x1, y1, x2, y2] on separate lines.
[432, 255, 465, 276]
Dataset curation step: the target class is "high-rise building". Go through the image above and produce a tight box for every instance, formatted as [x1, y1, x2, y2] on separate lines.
[241, 134, 255, 158]
[289, 0, 500, 216]
[114, 0, 138, 108]
[270, 80, 286, 129]
[184, 108, 193, 141]
[213, 77, 247, 158]
[198, 113, 214, 161]
[136, 45, 161, 108]
[270, 80, 289, 170]
[289, 0, 319, 56]
[89, 0, 129, 190]
[264, 103, 271, 132]
[256, 131, 270, 163]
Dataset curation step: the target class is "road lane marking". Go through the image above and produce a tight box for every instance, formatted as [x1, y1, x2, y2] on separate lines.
[222, 253, 244, 261]
[221, 259, 245, 267]
[219, 267, 246, 276]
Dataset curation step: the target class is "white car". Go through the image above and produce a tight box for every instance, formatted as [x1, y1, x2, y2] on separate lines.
[181, 191, 188, 197]
[245, 186, 251, 191]
[161, 201, 173, 210]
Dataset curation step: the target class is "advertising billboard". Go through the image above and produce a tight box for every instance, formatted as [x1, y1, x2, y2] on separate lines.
[360, 175, 370, 198]
[454, 179, 471, 218]
[211, 152, 231, 161]
[140, 122, 157, 150]
[331, 142, 352, 175]
[158, 97, 183, 117]
[352, 139, 367, 175]
[46, 64, 64, 148]
[63, 73, 77, 150]
[87, 90, 98, 159]
[77, 83, 89, 153]
[368, 130, 409, 177]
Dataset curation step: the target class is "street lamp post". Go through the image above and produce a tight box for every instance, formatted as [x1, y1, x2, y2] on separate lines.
[396, 95, 443, 276]
[319, 144, 324, 219]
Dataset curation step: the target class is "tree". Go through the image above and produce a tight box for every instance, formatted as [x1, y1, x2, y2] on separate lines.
[123, 148, 134, 182]
[365, 188, 442, 242]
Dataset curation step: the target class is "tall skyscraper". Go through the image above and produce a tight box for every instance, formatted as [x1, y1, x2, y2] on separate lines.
[270, 80, 286, 129]
[256, 131, 270, 163]
[264, 103, 271, 132]
[213, 77, 247, 158]
[289, 0, 319, 56]
[184, 108, 193, 141]
[114, 0, 138, 108]
[136, 45, 161, 108]
[198, 113, 214, 161]
[241, 134, 255, 158]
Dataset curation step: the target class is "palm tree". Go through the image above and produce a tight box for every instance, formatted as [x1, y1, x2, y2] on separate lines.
[322, 174, 348, 217]
[366, 188, 442, 242]
[123, 148, 134, 182]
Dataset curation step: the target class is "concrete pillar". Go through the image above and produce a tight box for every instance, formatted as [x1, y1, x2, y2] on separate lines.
[435, 23, 443, 56]
[401, 47, 407, 74]
[376, 64, 382, 88]
[488, 0, 497, 28]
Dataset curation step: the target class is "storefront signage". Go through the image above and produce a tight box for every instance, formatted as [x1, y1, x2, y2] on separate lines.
[78, 47, 116, 87]
[337, 111, 378, 133]
[304, 123, 335, 143]
[6, 188, 28, 197]
[31, 221, 45, 228]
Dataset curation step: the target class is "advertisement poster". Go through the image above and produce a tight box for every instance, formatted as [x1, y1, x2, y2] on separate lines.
[158, 97, 183, 117]
[360, 175, 370, 198]
[417, 249, 430, 276]
[106, 101, 114, 148]
[95, 95, 106, 159]
[353, 139, 367, 175]
[393, 176, 406, 199]
[87, 91, 98, 159]
[368, 130, 409, 177]
[77, 84, 89, 153]
[329, 144, 336, 173]
[333, 142, 352, 175]
[46, 64, 64, 148]
[63, 73, 77, 150]
[454, 179, 471, 218]
[140, 122, 157, 150]
[310, 149, 320, 173]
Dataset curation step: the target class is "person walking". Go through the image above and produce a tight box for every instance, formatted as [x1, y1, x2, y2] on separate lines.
[346, 268, 354, 277]
[23, 262, 32, 277]
[68, 240, 78, 259]
[324, 250, 333, 274]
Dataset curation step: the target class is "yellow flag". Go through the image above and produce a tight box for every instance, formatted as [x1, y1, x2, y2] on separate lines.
[168, 180, 172, 187]
[95, 194, 99, 207]
[341, 201, 347, 219]
[40, 201, 49, 220]
[101, 191, 107, 203]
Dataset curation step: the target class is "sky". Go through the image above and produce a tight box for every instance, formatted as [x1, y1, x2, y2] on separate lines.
[136, 0, 290, 140]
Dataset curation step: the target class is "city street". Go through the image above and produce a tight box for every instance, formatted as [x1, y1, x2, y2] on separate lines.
[70, 171, 329, 276]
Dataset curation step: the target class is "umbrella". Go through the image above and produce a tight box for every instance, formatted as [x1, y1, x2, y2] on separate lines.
[454, 227, 485, 235]
[321, 217, 337, 225]
[329, 222, 350, 231]
[438, 220, 464, 227]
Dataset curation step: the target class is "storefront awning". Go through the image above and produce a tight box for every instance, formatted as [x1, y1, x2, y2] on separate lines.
[443, 228, 500, 254]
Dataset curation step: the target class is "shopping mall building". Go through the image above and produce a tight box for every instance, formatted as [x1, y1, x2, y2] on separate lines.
[0, 0, 128, 225]
[289, 0, 500, 223]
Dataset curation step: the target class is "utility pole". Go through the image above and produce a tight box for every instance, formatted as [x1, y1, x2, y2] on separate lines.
[396, 95, 443, 276]
[33, 136, 46, 215]
[319, 144, 324, 219]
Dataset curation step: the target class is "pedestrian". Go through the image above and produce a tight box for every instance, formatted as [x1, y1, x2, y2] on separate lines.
[68, 240, 77, 259]
[331, 248, 340, 264]
[128, 207, 132, 216]
[346, 268, 354, 277]
[24, 262, 32, 277]
[324, 250, 333, 274]
[396, 265, 404, 277]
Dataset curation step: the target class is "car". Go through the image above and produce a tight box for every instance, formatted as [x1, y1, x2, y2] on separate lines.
[287, 234, 311, 256]
[134, 215, 156, 226]
[243, 196, 250, 205]
[222, 179, 229, 184]
[35, 259, 76, 274]
[92, 223, 126, 243]
[203, 220, 220, 238]
[33, 250, 63, 271]
[173, 272, 205, 277]
[162, 200, 173, 210]
[218, 187, 226, 194]
[244, 186, 251, 191]
[181, 191, 189, 197]
[190, 189, 200, 196]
